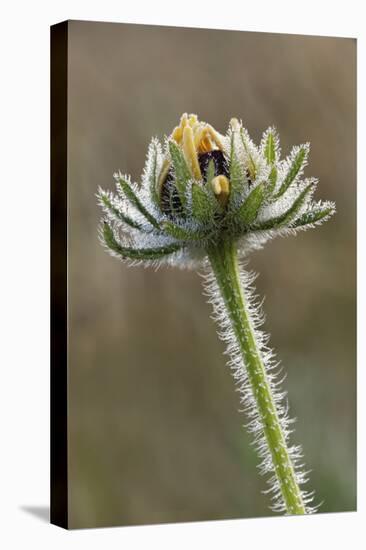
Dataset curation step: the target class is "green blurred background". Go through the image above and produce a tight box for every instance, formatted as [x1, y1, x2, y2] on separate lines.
[67, 21, 356, 528]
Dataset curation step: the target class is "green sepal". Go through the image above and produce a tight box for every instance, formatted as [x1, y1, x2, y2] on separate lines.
[266, 165, 278, 197]
[206, 159, 215, 185]
[275, 145, 308, 198]
[117, 177, 160, 229]
[191, 182, 216, 224]
[240, 127, 257, 180]
[168, 140, 191, 208]
[254, 182, 314, 230]
[162, 220, 209, 241]
[237, 182, 266, 226]
[291, 206, 335, 228]
[263, 130, 276, 165]
[98, 191, 142, 230]
[102, 222, 181, 260]
[228, 133, 245, 209]
[148, 140, 161, 208]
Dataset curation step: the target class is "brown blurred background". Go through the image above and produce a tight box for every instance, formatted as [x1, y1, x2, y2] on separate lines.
[67, 21, 356, 528]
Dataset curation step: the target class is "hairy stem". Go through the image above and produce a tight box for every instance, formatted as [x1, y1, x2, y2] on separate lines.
[207, 238, 306, 515]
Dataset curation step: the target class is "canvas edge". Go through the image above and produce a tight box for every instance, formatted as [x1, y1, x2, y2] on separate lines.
[50, 20, 69, 530]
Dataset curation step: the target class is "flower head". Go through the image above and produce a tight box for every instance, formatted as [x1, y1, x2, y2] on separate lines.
[98, 114, 335, 268]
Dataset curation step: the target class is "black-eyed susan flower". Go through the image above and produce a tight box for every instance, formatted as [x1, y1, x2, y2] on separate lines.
[98, 113, 334, 268]
[97, 114, 335, 515]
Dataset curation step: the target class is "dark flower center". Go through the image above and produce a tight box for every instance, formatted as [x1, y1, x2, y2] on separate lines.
[198, 150, 229, 181]
[161, 150, 228, 216]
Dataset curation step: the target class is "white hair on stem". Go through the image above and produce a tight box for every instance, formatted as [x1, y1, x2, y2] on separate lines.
[200, 259, 317, 513]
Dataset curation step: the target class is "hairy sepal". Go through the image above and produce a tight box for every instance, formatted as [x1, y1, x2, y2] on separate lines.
[101, 221, 182, 261]
[168, 140, 191, 210]
[275, 143, 310, 198]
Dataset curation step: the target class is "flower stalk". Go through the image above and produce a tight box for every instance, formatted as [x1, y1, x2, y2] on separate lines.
[207, 238, 306, 514]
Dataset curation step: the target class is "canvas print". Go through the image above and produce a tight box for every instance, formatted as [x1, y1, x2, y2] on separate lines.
[51, 20, 356, 529]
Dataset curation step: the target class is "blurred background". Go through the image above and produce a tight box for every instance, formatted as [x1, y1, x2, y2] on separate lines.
[67, 21, 356, 528]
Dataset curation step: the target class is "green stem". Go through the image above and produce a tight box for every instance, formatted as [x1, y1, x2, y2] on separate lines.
[207, 238, 306, 515]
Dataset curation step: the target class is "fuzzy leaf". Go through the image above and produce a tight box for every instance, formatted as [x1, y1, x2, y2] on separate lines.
[147, 139, 161, 208]
[275, 145, 309, 198]
[191, 183, 216, 224]
[228, 133, 245, 209]
[162, 220, 209, 241]
[240, 128, 257, 180]
[264, 130, 276, 164]
[98, 191, 142, 230]
[255, 182, 314, 230]
[102, 223, 181, 260]
[169, 140, 191, 208]
[237, 182, 266, 226]
[206, 159, 215, 185]
[117, 177, 160, 229]
[291, 205, 335, 228]
[266, 165, 278, 197]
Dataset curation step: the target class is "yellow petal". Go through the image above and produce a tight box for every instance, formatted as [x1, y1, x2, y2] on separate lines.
[205, 125, 224, 150]
[182, 126, 202, 180]
[211, 175, 230, 206]
[171, 126, 183, 143]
